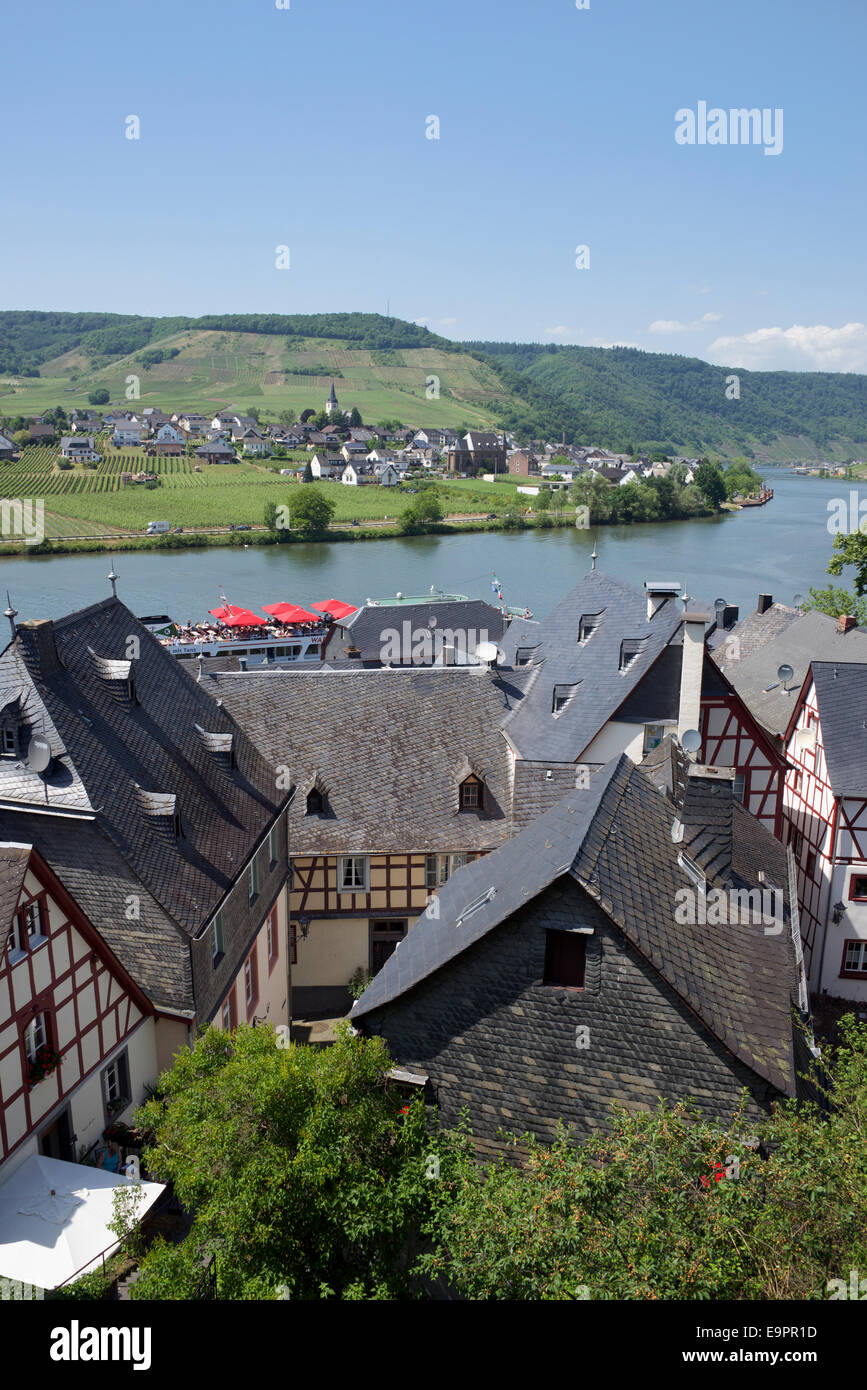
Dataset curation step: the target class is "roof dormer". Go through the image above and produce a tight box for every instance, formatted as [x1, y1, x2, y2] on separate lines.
[88, 647, 137, 703]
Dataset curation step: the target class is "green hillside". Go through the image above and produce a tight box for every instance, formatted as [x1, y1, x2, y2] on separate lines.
[0, 311, 865, 459]
[471, 341, 867, 462]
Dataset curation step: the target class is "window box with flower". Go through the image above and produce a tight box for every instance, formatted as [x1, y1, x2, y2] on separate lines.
[28, 1044, 62, 1086]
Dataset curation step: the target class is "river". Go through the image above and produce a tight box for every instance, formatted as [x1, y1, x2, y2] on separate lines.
[1, 470, 862, 625]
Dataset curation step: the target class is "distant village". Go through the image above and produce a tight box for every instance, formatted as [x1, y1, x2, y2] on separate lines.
[0, 380, 713, 492]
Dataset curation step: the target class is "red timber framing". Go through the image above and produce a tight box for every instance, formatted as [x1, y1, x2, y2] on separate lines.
[0, 848, 153, 1166]
[699, 689, 785, 836]
[291, 852, 434, 920]
[780, 676, 857, 981]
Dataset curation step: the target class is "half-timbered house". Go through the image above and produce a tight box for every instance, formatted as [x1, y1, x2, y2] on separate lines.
[782, 659, 867, 1000]
[0, 843, 157, 1177]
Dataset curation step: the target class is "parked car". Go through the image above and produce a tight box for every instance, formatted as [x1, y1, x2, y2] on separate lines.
[485, 512, 496, 519]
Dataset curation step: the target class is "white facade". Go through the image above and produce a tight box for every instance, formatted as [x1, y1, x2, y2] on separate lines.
[0, 849, 160, 1179]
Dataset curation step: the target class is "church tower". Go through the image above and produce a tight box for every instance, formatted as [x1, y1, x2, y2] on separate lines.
[325, 381, 339, 417]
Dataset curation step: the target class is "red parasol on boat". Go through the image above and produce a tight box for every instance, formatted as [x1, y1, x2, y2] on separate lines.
[262, 602, 321, 624]
[311, 599, 358, 620]
[209, 604, 267, 627]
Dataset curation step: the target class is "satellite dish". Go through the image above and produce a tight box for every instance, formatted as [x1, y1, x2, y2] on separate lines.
[777, 663, 795, 684]
[26, 734, 52, 773]
[792, 593, 805, 609]
[475, 641, 499, 665]
[681, 729, 702, 755]
[714, 597, 727, 614]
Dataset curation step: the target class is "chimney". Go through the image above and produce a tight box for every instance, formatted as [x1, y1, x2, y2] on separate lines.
[837, 614, 857, 634]
[644, 580, 681, 621]
[17, 619, 61, 674]
[722, 604, 739, 630]
[675, 763, 734, 882]
[757, 594, 773, 615]
[677, 609, 708, 741]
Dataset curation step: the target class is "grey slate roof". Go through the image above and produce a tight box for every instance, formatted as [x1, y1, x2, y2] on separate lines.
[353, 754, 799, 1096]
[0, 598, 287, 1006]
[209, 665, 528, 854]
[810, 661, 867, 797]
[715, 607, 867, 738]
[333, 600, 506, 664]
[498, 570, 686, 760]
[0, 813, 193, 1013]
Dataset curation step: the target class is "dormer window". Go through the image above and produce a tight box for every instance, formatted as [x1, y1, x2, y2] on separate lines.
[306, 787, 324, 816]
[1, 728, 16, 757]
[459, 776, 483, 810]
[619, 638, 647, 671]
[578, 613, 601, 643]
[552, 683, 580, 714]
[515, 647, 535, 666]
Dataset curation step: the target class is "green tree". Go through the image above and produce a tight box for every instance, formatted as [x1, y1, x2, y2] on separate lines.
[88, 388, 110, 405]
[302, 460, 314, 483]
[803, 583, 867, 624]
[131, 1024, 455, 1299]
[533, 487, 552, 512]
[421, 1019, 867, 1301]
[827, 531, 867, 596]
[12, 430, 30, 449]
[264, 501, 278, 531]
[694, 460, 726, 512]
[285, 488, 335, 537]
[349, 406, 362, 427]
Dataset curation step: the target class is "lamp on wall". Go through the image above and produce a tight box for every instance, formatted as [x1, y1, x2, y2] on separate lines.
[831, 902, 846, 924]
[294, 915, 311, 941]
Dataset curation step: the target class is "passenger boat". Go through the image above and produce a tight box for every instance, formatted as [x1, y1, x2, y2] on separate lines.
[138, 614, 329, 665]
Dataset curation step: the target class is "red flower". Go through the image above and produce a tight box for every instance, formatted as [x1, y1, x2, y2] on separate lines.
[398, 1105, 410, 1115]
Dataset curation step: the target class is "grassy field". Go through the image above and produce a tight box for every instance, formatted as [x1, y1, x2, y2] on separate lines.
[0, 330, 516, 426]
[0, 443, 523, 534]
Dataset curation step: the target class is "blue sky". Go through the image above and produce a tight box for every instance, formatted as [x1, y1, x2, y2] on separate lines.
[1, 0, 865, 370]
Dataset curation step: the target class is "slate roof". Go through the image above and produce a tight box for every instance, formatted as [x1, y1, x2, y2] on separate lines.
[0, 813, 193, 1013]
[332, 600, 507, 665]
[0, 842, 30, 958]
[714, 607, 867, 738]
[209, 665, 529, 854]
[810, 661, 867, 797]
[497, 570, 687, 760]
[352, 754, 800, 1096]
[0, 598, 286, 976]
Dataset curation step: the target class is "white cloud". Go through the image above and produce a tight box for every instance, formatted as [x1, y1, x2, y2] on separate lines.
[650, 313, 723, 333]
[706, 322, 867, 372]
[437, 316, 457, 327]
[413, 316, 430, 326]
[545, 325, 571, 337]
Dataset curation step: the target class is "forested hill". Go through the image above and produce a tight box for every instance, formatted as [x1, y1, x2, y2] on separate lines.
[469, 341, 867, 460]
[0, 311, 453, 374]
[0, 310, 864, 460]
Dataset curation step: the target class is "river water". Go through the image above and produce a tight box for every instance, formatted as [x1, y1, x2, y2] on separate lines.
[1, 470, 862, 624]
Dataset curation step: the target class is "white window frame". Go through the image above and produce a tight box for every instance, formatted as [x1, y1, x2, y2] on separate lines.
[221, 997, 232, 1030]
[1, 728, 16, 756]
[733, 773, 745, 804]
[210, 909, 225, 965]
[844, 940, 867, 973]
[244, 955, 255, 1006]
[24, 1013, 47, 1063]
[339, 856, 369, 892]
[643, 724, 667, 754]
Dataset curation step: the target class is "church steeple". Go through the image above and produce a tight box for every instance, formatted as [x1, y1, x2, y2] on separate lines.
[325, 381, 339, 416]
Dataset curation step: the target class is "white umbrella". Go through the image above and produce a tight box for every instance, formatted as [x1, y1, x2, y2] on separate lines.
[0, 1154, 165, 1290]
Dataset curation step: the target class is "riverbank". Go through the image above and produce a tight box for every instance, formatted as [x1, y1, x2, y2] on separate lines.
[0, 505, 729, 558]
